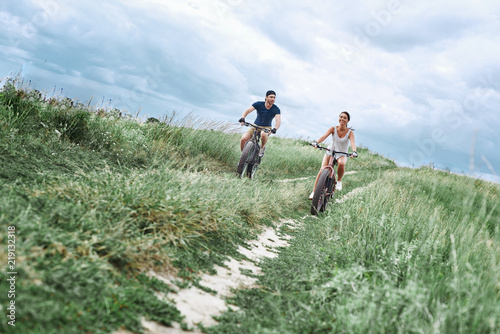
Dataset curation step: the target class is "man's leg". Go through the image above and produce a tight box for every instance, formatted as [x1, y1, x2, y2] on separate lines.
[240, 132, 252, 151]
[259, 131, 272, 157]
[260, 132, 269, 148]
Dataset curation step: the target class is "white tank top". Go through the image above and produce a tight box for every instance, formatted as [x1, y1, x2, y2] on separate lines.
[328, 127, 351, 158]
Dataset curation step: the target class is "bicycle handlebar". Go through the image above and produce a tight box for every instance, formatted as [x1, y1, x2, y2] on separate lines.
[309, 142, 353, 157]
[242, 122, 272, 134]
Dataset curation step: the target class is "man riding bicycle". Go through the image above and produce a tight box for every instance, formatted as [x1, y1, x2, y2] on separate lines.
[238, 90, 281, 157]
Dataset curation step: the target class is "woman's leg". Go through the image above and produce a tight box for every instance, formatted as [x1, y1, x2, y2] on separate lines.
[313, 153, 330, 190]
[337, 156, 347, 181]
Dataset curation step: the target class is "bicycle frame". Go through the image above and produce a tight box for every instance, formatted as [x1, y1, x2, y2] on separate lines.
[246, 122, 269, 163]
[315, 144, 349, 174]
[237, 123, 271, 178]
[323, 155, 337, 178]
[249, 127, 262, 149]
[310, 143, 351, 214]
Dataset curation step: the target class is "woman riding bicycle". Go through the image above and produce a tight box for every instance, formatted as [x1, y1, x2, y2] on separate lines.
[310, 111, 357, 199]
[238, 90, 281, 157]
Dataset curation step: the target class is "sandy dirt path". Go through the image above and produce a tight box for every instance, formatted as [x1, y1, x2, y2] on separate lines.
[115, 173, 363, 333]
[114, 219, 302, 333]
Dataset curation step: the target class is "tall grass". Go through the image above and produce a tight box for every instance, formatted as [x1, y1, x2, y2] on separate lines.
[2, 77, 494, 334]
[0, 77, 347, 333]
[210, 167, 499, 333]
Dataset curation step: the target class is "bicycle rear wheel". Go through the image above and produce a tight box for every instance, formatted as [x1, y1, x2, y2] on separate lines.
[237, 141, 255, 177]
[247, 153, 262, 179]
[247, 162, 259, 179]
[311, 169, 330, 215]
[247, 163, 254, 178]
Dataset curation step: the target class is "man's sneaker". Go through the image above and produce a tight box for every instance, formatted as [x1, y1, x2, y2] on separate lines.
[259, 147, 266, 157]
[336, 181, 342, 191]
[309, 191, 314, 200]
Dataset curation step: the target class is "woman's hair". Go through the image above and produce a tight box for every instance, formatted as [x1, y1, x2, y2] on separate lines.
[340, 111, 350, 121]
[340, 111, 355, 131]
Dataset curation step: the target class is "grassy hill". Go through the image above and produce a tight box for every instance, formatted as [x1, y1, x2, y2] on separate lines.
[0, 78, 498, 333]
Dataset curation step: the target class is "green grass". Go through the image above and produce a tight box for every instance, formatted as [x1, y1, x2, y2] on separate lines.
[0, 77, 498, 333]
[209, 168, 500, 334]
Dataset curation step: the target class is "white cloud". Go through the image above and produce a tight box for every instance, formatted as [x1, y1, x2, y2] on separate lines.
[0, 0, 499, 177]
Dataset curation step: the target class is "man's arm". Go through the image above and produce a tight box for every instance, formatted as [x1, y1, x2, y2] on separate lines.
[274, 114, 281, 130]
[240, 106, 255, 122]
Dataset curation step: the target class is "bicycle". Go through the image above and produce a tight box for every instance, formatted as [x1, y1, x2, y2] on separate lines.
[237, 122, 271, 179]
[309, 143, 354, 215]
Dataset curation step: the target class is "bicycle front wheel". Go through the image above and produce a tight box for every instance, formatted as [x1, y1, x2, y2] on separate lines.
[323, 172, 336, 210]
[311, 169, 330, 215]
[237, 141, 255, 178]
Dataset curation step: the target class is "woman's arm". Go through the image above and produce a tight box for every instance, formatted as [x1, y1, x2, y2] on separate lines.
[316, 126, 335, 144]
[349, 131, 357, 152]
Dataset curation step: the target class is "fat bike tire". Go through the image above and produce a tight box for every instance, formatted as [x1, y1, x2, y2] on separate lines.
[237, 141, 255, 178]
[311, 169, 330, 215]
[323, 174, 336, 210]
[247, 153, 262, 179]
[248, 162, 259, 179]
[247, 164, 254, 178]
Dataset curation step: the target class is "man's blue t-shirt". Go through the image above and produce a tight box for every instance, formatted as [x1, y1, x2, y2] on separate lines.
[252, 101, 281, 127]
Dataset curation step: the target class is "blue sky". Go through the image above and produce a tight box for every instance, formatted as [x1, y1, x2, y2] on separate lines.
[1, 0, 499, 182]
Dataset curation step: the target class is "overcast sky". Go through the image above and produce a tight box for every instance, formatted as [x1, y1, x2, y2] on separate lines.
[1, 0, 499, 182]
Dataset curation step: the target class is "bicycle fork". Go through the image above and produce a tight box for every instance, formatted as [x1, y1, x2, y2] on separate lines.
[246, 140, 260, 178]
[323, 166, 336, 197]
